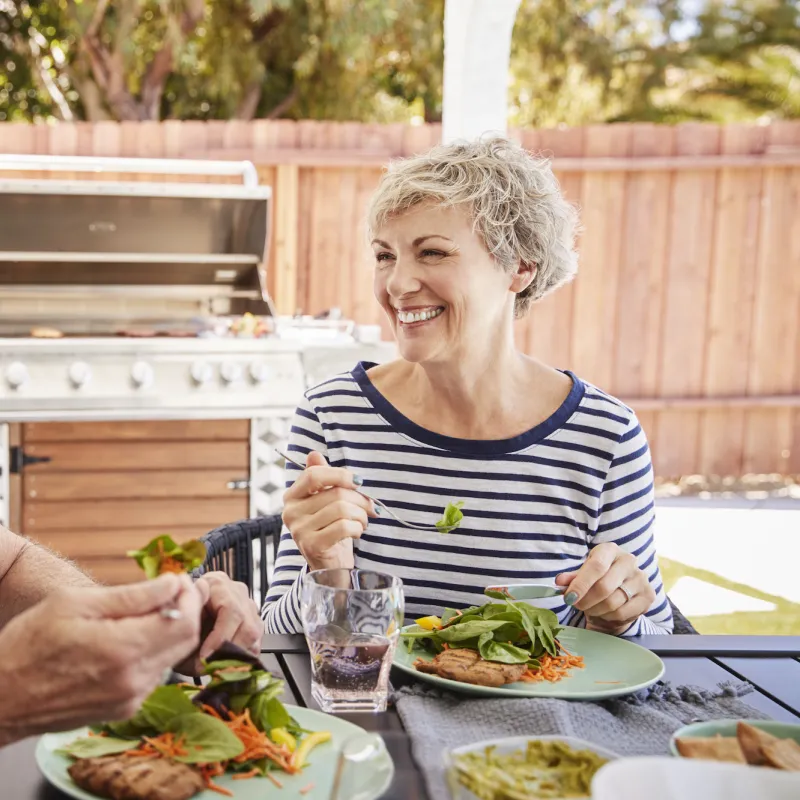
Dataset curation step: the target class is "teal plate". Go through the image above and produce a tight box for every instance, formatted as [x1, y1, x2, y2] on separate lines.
[36, 706, 394, 800]
[393, 625, 665, 700]
[670, 719, 800, 757]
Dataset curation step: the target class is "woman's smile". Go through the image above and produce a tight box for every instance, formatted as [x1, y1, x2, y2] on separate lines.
[394, 305, 446, 329]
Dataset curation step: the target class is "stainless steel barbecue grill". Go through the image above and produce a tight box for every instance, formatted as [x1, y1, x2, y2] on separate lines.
[0, 155, 394, 547]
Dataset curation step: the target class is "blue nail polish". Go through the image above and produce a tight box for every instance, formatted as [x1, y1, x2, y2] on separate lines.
[353, 474, 364, 486]
[565, 591, 579, 606]
[374, 505, 382, 515]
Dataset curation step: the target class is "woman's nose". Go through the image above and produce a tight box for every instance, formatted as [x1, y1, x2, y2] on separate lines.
[385, 255, 423, 298]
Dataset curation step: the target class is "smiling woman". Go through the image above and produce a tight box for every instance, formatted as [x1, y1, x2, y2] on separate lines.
[262, 137, 674, 640]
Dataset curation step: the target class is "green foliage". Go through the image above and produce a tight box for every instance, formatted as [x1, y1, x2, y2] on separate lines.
[0, 1, 797, 124]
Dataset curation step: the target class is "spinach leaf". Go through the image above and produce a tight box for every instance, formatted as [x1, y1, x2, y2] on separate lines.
[57, 735, 141, 759]
[440, 608, 462, 626]
[127, 534, 206, 578]
[166, 713, 245, 764]
[104, 708, 154, 739]
[435, 501, 464, 532]
[482, 604, 515, 619]
[249, 694, 289, 733]
[141, 685, 199, 731]
[483, 588, 511, 601]
[478, 637, 531, 664]
[436, 619, 509, 642]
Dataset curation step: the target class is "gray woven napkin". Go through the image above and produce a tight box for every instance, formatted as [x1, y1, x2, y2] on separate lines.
[393, 681, 769, 800]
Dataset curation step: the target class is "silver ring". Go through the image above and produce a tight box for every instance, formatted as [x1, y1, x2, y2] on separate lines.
[619, 583, 635, 603]
[159, 607, 183, 620]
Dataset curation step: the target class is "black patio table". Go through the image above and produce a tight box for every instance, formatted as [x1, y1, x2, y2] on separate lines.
[5, 635, 800, 799]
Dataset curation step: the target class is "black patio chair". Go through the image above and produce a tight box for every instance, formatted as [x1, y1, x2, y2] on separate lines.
[669, 598, 698, 634]
[193, 514, 283, 609]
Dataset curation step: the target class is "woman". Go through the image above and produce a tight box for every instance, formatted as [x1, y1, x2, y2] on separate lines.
[263, 137, 673, 638]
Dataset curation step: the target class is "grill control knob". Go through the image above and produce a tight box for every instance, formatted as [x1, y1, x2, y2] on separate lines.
[5, 361, 28, 389]
[68, 361, 92, 389]
[249, 362, 271, 383]
[190, 361, 213, 386]
[220, 362, 243, 384]
[131, 360, 154, 389]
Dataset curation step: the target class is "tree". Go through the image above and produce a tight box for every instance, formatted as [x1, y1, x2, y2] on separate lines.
[0, 0, 440, 122]
[0, 0, 797, 125]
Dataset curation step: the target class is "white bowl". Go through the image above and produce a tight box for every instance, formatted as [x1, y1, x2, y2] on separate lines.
[591, 756, 800, 800]
[447, 735, 618, 799]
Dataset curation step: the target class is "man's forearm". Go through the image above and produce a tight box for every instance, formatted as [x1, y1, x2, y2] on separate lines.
[0, 529, 94, 627]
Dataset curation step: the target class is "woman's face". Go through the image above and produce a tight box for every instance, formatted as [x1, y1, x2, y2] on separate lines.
[371, 204, 529, 364]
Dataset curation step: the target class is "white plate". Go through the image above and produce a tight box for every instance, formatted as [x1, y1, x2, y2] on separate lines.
[591, 756, 800, 800]
[447, 734, 618, 800]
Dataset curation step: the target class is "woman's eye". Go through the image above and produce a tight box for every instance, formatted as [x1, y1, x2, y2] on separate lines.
[420, 249, 445, 258]
[375, 252, 394, 263]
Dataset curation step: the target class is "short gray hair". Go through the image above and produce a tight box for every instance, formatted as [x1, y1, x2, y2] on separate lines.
[366, 136, 580, 316]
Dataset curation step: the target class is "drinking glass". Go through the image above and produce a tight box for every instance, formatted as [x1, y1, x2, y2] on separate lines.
[300, 568, 404, 713]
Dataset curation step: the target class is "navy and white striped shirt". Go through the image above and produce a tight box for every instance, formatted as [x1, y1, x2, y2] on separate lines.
[262, 362, 674, 637]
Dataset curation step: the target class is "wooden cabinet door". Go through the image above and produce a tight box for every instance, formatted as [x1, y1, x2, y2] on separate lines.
[20, 420, 250, 584]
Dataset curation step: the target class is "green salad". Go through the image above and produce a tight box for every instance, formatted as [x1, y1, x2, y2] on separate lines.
[402, 588, 563, 665]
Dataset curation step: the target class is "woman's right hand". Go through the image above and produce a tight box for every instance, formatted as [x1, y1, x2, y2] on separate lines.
[282, 451, 377, 571]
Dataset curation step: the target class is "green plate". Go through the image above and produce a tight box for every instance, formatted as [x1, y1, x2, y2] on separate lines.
[670, 719, 800, 757]
[393, 625, 665, 700]
[36, 706, 394, 800]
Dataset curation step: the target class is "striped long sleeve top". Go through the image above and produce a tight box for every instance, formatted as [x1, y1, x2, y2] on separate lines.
[262, 362, 674, 637]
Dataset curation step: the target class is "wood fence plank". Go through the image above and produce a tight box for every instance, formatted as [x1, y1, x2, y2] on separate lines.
[274, 164, 300, 314]
[745, 123, 800, 473]
[571, 124, 631, 387]
[523, 128, 584, 371]
[699, 125, 766, 475]
[612, 124, 675, 456]
[655, 124, 721, 477]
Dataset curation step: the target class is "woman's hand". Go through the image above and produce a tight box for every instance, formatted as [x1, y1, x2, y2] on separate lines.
[282, 451, 377, 572]
[555, 543, 655, 635]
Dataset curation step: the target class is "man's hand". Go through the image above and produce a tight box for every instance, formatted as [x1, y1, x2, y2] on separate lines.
[175, 572, 264, 675]
[0, 574, 203, 746]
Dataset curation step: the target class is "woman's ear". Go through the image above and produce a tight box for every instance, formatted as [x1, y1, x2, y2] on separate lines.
[511, 261, 537, 294]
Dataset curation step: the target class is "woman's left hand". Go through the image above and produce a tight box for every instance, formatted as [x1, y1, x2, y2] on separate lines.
[555, 543, 655, 635]
[174, 572, 264, 674]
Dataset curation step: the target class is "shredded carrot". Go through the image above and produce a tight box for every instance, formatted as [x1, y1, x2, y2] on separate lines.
[223, 708, 298, 774]
[199, 764, 233, 796]
[267, 773, 284, 788]
[232, 768, 260, 780]
[200, 703, 224, 719]
[215, 665, 252, 673]
[519, 651, 585, 683]
[299, 783, 315, 795]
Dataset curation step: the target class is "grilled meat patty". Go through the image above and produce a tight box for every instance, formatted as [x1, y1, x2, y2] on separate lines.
[68, 755, 204, 800]
[414, 648, 527, 687]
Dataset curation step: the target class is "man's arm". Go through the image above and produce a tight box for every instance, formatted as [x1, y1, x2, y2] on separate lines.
[0, 526, 94, 627]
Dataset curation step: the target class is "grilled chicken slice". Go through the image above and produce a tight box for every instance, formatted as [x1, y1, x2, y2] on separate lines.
[68, 755, 204, 800]
[415, 648, 527, 687]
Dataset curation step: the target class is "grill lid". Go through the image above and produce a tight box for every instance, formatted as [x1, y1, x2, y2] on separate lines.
[0, 155, 273, 313]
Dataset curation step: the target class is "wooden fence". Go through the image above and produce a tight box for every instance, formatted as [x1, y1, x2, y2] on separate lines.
[1, 119, 799, 478]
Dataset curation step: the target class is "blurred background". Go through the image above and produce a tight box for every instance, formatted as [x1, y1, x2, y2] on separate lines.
[0, 0, 798, 634]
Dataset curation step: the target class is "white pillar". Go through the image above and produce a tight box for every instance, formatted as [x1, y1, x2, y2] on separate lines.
[441, 0, 522, 144]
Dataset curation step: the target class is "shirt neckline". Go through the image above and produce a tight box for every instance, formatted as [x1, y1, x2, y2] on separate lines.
[351, 361, 585, 456]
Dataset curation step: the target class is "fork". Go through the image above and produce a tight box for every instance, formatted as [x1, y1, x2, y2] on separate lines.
[275, 449, 457, 532]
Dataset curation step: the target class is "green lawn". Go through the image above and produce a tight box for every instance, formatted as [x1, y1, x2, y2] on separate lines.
[659, 557, 800, 636]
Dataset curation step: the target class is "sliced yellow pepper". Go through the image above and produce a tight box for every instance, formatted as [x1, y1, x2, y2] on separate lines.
[270, 727, 296, 752]
[415, 615, 442, 630]
[292, 730, 332, 769]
